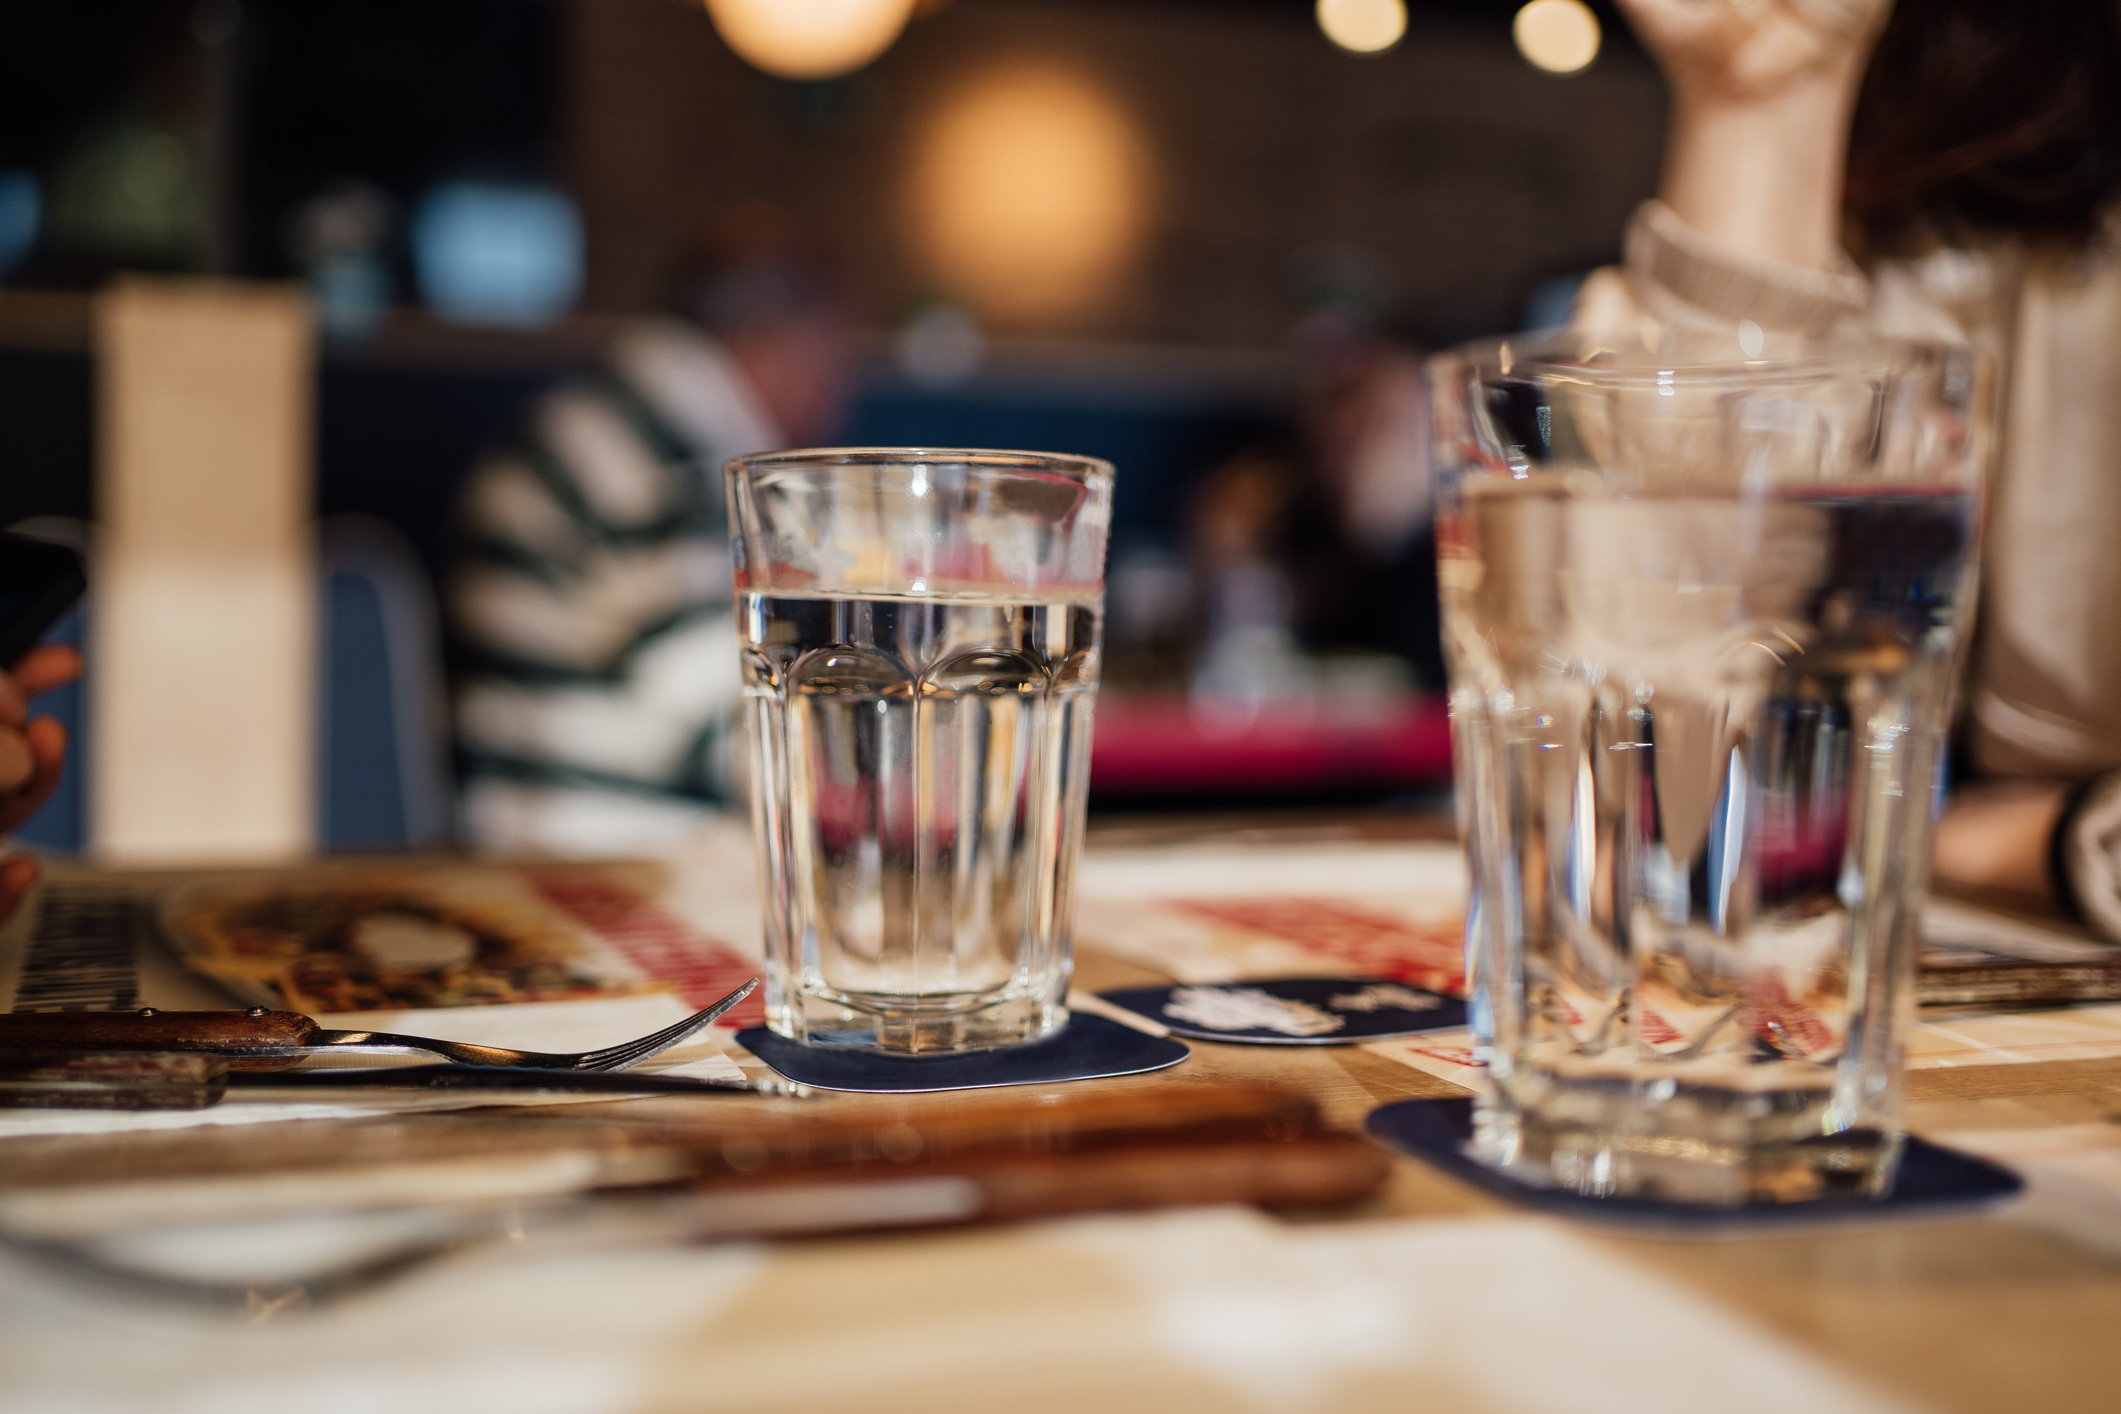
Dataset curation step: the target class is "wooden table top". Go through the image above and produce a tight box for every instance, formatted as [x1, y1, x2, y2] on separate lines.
[2, 815, 2116, 1414]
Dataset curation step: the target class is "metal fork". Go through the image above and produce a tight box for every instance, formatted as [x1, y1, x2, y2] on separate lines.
[0, 978, 759, 1072]
[275, 978, 761, 1071]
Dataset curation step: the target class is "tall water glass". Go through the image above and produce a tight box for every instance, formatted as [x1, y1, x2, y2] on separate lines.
[1432, 333, 1986, 1203]
[729, 448, 1111, 1053]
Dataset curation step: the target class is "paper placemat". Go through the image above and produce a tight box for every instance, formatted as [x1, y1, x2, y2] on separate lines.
[0, 858, 760, 1136]
[1075, 841, 1469, 992]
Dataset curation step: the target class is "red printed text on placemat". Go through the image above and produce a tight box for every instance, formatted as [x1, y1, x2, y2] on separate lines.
[1166, 897, 1465, 996]
[529, 872, 767, 1026]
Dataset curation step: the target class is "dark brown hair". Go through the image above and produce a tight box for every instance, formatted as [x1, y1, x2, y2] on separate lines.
[1846, 0, 2121, 252]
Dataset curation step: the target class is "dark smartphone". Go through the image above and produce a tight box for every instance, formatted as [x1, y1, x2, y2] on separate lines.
[0, 532, 86, 670]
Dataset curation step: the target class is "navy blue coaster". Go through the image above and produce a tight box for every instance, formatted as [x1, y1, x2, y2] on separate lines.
[734, 1013, 1189, 1094]
[1099, 977, 1467, 1045]
[1366, 1098, 2024, 1231]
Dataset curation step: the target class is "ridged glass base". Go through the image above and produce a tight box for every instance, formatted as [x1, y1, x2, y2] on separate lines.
[1475, 1064, 1903, 1206]
[769, 986, 1066, 1055]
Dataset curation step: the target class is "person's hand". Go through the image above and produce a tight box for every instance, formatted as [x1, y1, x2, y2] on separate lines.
[1932, 778, 2071, 905]
[1615, 0, 1892, 106]
[0, 644, 82, 921]
[1618, 0, 1893, 272]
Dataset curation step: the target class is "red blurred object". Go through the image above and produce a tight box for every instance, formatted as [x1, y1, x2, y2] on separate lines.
[1089, 694, 1453, 796]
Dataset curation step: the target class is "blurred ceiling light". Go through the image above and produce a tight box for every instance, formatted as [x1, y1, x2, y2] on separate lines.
[908, 66, 1150, 328]
[703, 0, 914, 81]
[1513, 0, 1601, 74]
[1316, 0, 1406, 55]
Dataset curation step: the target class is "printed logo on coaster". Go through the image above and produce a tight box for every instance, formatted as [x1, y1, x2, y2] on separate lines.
[1098, 977, 1467, 1045]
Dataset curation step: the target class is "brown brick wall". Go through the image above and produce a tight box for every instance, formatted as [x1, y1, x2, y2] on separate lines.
[565, 0, 1665, 344]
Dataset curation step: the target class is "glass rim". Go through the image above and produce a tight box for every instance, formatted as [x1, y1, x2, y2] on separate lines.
[1435, 329, 1969, 388]
[726, 446, 1115, 486]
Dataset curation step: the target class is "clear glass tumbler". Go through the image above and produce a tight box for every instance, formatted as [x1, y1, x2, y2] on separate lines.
[1432, 330, 1987, 1203]
[728, 448, 1112, 1053]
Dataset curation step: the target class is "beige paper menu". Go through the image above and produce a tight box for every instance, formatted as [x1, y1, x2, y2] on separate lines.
[91, 277, 315, 864]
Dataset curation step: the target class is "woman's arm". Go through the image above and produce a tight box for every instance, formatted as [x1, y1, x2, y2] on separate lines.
[1931, 779, 2070, 904]
[1616, 0, 1893, 272]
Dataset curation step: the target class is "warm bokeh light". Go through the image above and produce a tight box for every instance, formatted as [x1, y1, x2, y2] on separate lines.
[907, 66, 1152, 329]
[702, 0, 914, 81]
[1513, 0, 1601, 75]
[1316, 0, 1407, 56]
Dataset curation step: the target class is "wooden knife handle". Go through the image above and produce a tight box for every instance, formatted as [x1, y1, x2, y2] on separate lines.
[696, 1132, 1394, 1229]
[965, 1134, 1394, 1219]
[0, 1008, 319, 1052]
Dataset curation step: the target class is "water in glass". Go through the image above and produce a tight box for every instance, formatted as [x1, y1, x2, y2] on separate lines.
[741, 588, 1100, 1052]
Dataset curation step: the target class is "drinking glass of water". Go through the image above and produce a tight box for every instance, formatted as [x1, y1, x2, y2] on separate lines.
[1432, 332, 1986, 1203]
[728, 448, 1112, 1053]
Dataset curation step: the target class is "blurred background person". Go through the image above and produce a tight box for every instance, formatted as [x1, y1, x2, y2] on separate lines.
[1596, 0, 2121, 926]
[1184, 306, 1440, 725]
[1185, 438, 1314, 723]
[1289, 306, 1441, 689]
[451, 220, 853, 852]
[0, 0, 1686, 830]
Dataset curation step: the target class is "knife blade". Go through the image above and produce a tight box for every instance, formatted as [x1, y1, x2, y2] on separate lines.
[0, 1050, 808, 1109]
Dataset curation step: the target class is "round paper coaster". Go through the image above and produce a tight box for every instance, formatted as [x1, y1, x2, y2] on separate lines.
[735, 1013, 1189, 1094]
[1097, 977, 1468, 1045]
[1366, 1098, 2024, 1231]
